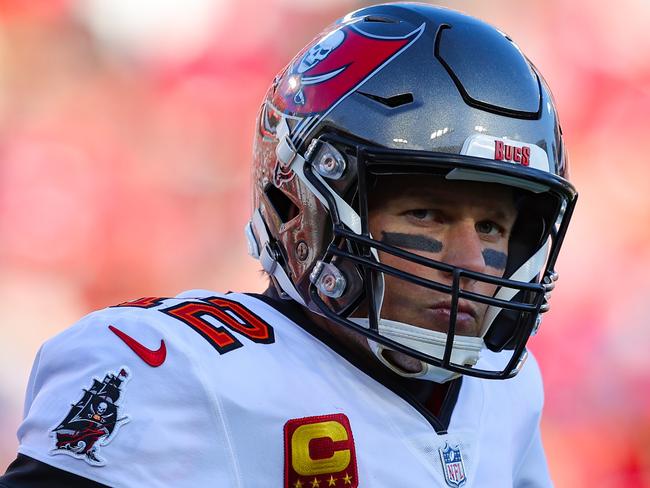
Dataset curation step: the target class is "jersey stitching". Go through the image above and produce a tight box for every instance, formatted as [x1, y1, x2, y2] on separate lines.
[512, 424, 538, 482]
[189, 338, 245, 488]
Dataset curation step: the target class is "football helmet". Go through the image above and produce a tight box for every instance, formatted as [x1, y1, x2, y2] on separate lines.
[246, 3, 577, 381]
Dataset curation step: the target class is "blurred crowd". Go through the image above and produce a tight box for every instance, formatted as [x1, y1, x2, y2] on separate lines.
[1, 0, 649, 485]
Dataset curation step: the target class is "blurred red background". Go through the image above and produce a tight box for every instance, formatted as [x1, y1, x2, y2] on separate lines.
[1, 0, 649, 485]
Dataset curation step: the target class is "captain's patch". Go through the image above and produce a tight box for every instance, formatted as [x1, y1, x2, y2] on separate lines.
[284, 413, 358, 488]
[49, 368, 131, 466]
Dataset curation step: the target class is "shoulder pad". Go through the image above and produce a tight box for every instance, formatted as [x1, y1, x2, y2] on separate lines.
[16, 293, 242, 487]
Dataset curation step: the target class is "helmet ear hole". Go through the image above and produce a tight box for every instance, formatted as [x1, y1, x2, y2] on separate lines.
[264, 184, 300, 223]
[506, 192, 554, 277]
[484, 291, 535, 352]
[484, 306, 516, 352]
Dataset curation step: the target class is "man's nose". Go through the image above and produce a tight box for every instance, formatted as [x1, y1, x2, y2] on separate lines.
[440, 220, 487, 276]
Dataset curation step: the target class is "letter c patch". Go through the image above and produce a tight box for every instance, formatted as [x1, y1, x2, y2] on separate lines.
[284, 413, 358, 488]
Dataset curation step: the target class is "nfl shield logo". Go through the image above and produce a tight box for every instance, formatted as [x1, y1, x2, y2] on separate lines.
[438, 442, 467, 487]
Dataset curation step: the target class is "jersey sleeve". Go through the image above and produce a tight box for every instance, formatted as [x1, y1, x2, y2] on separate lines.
[10, 305, 240, 488]
[1, 453, 110, 488]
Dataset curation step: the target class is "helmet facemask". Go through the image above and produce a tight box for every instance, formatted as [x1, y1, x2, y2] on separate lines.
[265, 129, 576, 381]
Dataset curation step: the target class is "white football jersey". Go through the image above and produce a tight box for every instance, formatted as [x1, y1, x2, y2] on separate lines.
[16, 290, 552, 487]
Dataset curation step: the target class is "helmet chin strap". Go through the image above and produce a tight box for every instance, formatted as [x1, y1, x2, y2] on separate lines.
[350, 318, 484, 383]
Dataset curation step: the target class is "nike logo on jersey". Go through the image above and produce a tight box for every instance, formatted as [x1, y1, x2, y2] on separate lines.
[108, 325, 167, 367]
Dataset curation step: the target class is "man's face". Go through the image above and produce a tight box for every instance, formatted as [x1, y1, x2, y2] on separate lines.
[368, 175, 518, 338]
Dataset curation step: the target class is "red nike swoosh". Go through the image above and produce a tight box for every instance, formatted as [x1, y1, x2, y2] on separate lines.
[108, 325, 166, 367]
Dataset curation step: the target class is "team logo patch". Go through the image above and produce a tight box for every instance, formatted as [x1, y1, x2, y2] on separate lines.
[439, 442, 467, 487]
[284, 413, 358, 488]
[50, 368, 131, 466]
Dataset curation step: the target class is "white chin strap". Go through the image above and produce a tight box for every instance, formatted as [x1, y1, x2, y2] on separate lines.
[351, 318, 484, 383]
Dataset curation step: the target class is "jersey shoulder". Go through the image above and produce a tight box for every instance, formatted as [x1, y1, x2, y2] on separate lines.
[15, 290, 281, 488]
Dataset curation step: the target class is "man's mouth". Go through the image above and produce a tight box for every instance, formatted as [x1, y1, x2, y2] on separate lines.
[427, 300, 480, 336]
[430, 300, 478, 319]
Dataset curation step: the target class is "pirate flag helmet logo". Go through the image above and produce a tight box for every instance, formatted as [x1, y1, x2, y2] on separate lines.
[50, 367, 131, 466]
[263, 18, 425, 188]
[272, 19, 424, 119]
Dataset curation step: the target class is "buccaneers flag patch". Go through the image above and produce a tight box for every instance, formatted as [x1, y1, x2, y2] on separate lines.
[49, 368, 131, 466]
[284, 413, 358, 488]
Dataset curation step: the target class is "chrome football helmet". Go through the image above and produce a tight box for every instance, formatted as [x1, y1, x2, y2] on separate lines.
[247, 3, 577, 381]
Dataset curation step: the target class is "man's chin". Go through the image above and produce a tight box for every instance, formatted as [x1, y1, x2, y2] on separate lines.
[382, 349, 424, 374]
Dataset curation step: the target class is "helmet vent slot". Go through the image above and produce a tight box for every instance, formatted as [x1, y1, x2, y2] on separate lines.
[264, 184, 300, 224]
[357, 91, 414, 108]
[363, 15, 398, 23]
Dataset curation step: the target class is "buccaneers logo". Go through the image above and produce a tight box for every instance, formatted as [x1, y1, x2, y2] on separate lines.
[267, 19, 424, 185]
[50, 368, 131, 466]
[273, 20, 424, 118]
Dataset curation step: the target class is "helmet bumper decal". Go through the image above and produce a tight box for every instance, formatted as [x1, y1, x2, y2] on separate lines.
[461, 134, 550, 173]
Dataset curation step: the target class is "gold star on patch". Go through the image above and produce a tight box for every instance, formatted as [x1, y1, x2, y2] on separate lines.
[311, 478, 320, 488]
[343, 473, 353, 485]
[327, 475, 337, 487]
[294, 480, 304, 488]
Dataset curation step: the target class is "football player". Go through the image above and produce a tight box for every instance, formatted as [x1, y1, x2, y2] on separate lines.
[2, 3, 577, 487]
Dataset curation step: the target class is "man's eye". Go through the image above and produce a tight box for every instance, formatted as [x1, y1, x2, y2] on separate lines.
[408, 209, 431, 220]
[405, 209, 442, 224]
[476, 220, 502, 236]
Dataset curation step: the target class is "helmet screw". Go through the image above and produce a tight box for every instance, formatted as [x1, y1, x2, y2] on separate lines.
[313, 142, 346, 180]
[322, 156, 336, 171]
[309, 260, 347, 299]
[321, 274, 337, 292]
[296, 241, 309, 261]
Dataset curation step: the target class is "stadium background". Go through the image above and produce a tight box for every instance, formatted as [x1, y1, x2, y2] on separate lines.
[1, 0, 649, 485]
